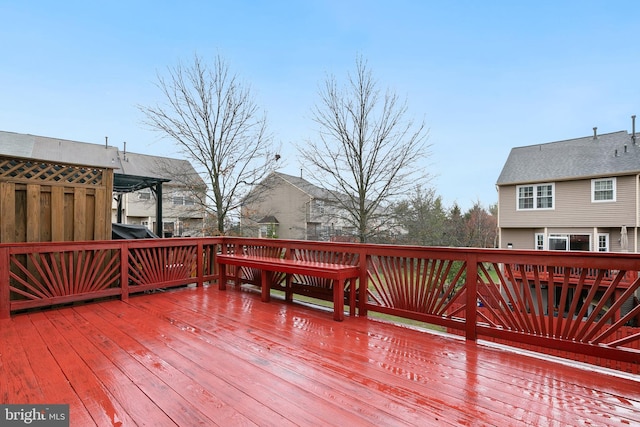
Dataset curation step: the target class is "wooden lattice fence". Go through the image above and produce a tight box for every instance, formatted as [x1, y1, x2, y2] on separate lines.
[0, 155, 113, 242]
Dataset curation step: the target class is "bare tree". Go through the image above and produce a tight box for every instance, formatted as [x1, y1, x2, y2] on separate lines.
[463, 201, 497, 248]
[299, 56, 430, 242]
[139, 53, 278, 234]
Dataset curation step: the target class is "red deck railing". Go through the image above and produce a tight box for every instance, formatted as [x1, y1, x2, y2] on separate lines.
[1, 237, 639, 373]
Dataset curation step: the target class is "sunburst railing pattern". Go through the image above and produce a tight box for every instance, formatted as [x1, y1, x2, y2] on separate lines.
[8, 247, 120, 311]
[475, 262, 640, 352]
[128, 244, 198, 290]
[291, 248, 359, 290]
[367, 256, 466, 314]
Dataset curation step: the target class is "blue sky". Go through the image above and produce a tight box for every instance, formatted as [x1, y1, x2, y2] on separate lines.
[1, 1, 638, 211]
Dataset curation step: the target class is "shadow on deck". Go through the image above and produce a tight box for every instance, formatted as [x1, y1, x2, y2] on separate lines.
[1, 284, 639, 426]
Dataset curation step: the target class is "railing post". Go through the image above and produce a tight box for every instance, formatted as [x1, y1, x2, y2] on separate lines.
[465, 253, 478, 341]
[0, 247, 10, 319]
[120, 243, 129, 301]
[196, 241, 203, 287]
[358, 249, 368, 317]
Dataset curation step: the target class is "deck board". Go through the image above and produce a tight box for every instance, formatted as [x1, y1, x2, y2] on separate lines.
[1, 284, 639, 426]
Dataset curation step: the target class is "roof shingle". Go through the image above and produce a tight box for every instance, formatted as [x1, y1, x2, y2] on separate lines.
[496, 130, 638, 185]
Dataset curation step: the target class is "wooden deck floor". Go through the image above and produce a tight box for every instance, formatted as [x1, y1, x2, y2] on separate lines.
[1, 285, 639, 426]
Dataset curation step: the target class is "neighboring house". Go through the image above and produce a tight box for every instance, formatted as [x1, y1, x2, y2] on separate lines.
[111, 150, 206, 237]
[0, 130, 206, 237]
[496, 126, 639, 253]
[241, 172, 356, 240]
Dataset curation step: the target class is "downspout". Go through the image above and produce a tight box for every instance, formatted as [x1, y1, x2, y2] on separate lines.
[495, 185, 501, 248]
[633, 174, 640, 253]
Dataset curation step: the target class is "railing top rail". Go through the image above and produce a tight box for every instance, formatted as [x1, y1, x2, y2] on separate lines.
[3, 235, 640, 270]
[0, 236, 223, 254]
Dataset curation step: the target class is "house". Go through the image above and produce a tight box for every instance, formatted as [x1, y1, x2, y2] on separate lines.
[112, 150, 206, 237]
[496, 122, 640, 323]
[496, 124, 640, 253]
[240, 172, 356, 240]
[0, 130, 206, 238]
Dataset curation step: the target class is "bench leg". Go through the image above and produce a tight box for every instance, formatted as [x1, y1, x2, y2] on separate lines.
[261, 270, 271, 302]
[333, 278, 345, 321]
[285, 273, 293, 302]
[348, 279, 356, 317]
[219, 263, 227, 290]
[234, 265, 241, 286]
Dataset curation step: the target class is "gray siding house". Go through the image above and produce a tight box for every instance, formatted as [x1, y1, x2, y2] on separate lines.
[497, 127, 640, 252]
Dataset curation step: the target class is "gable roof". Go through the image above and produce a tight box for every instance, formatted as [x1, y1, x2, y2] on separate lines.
[272, 172, 335, 199]
[497, 130, 639, 185]
[0, 130, 204, 192]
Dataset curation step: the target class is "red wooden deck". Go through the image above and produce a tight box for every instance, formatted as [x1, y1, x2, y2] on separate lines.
[2, 284, 639, 426]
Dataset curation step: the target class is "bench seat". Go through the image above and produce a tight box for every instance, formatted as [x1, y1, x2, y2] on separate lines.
[217, 254, 360, 321]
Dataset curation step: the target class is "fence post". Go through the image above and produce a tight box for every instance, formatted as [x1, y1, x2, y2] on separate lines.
[0, 247, 10, 319]
[465, 253, 478, 341]
[120, 243, 129, 300]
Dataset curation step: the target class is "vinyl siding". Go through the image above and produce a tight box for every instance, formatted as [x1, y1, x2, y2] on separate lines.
[242, 176, 309, 239]
[498, 175, 638, 228]
[500, 228, 538, 250]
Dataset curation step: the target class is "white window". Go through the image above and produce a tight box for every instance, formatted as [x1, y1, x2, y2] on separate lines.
[259, 223, 277, 238]
[535, 233, 545, 250]
[592, 178, 616, 202]
[548, 235, 568, 251]
[548, 234, 591, 251]
[138, 190, 151, 200]
[597, 233, 609, 252]
[172, 193, 195, 206]
[517, 183, 555, 210]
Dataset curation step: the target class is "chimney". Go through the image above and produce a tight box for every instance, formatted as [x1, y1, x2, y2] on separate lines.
[633, 115, 636, 144]
[105, 136, 108, 149]
[123, 141, 127, 162]
[593, 127, 598, 139]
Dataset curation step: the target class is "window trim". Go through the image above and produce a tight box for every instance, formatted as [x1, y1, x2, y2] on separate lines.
[597, 233, 609, 252]
[171, 193, 195, 206]
[548, 233, 592, 251]
[535, 233, 545, 250]
[591, 177, 616, 203]
[516, 183, 555, 211]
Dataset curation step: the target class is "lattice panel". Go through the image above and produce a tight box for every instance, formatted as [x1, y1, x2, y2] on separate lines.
[0, 158, 104, 186]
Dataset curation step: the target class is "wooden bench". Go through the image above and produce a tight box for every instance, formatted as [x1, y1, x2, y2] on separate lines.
[217, 254, 360, 321]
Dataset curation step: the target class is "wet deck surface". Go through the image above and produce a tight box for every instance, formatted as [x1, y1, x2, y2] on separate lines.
[1, 284, 639, 426]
